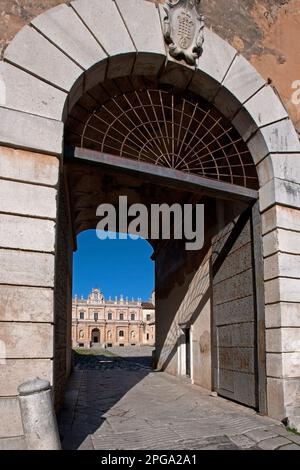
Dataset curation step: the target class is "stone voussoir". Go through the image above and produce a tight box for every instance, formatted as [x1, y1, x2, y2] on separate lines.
[0, 61, 67, 121]
[214, 53, 266, 119]
[248, 119, 300, 165]
[232, 85, 288, 142]
[117, 0, 166, 76]
[189, 28, 237, 102]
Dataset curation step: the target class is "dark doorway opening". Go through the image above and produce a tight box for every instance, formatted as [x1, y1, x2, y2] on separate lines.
[91, 328, 100, 344]
[185, 328, 191, 378]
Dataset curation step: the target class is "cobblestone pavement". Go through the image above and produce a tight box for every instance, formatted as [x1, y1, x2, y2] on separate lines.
[58, 348, 300, 450]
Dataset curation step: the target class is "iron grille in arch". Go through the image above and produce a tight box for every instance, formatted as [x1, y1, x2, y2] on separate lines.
[80, 89, 258, 189]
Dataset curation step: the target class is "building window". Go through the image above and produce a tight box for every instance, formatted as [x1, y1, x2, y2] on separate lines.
[120, 313, 124, 321]
[107, 312, 112, 320]
[80, 312, 84, 320]
[131, 313, 135, 321]
[146, 314, 151, 322]
[94, 312, 98, 321]
[119, 330, 124, 337]
[147, 333, 149, 340]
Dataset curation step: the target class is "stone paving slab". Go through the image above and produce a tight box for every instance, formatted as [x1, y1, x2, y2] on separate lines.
[58, 348, 300, 451]
[279, 443, 300, 450]
[258, 436, 291, 450]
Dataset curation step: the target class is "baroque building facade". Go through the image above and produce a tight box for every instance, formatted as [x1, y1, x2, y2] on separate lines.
[72, 288, 155, 348]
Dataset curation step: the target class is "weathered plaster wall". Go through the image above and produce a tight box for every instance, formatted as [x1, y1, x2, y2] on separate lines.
[155, 239, 213, 387]
[0, 0, 299, 132]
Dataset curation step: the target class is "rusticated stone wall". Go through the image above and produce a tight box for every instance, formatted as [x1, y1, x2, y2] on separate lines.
[0, 0, 299, 132]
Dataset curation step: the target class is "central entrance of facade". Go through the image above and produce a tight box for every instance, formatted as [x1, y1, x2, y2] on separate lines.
[91, 328, 100, 344]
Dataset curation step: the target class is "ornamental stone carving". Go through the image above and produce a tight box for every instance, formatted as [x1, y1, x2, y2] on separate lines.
[163, 0, 205, 66]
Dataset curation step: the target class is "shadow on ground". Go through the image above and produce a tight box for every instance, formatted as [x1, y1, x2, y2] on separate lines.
[57, 348, 153, 449]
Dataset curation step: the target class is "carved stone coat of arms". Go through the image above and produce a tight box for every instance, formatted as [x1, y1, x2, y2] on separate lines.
[163, 0, 205, 66]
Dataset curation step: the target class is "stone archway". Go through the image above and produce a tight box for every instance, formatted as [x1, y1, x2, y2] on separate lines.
[0, 0, 300, 443]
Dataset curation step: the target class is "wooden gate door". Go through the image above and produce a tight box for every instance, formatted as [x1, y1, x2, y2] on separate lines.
[212, 204, 266, 411]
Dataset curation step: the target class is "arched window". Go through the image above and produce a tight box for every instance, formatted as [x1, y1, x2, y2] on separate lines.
[119, 330, 124, 337]
[94, 312, 98, 321]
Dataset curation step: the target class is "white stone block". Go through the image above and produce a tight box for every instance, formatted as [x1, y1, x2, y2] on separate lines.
[257, 154, 300, 187]
[265, 303, 300, 328]
[247, 119, 300, 164]
[263, 231, 278, 258]
[264, 252, 300, 281]
[262, 206, 300, 235]
[266, 328, 300, 353]
[259, 178, 300, 212]
[0, 323, 53, 358]
[265, 278, 300, 304]
[266, 377, 300, 420]
[117, 0, 164, 53]
[0, 359, 53, 396]
[0, 286, 54, 323]
[0, 107, 63, 155]
[189, 28, 237, 102]
[4, 25, 83, 93]
[0, 250, 54, 287]
[267, 352, 300, 378]
[0, 215, 55, 252]
[232, 86, 288, 141]
[0, 180, 57, 219]
[214, 54, 265, 119]
[263, 229, 300, 257]
[0, 62, 67, 121]
[72, 0, 135, 56]
[0, 398, 23, 438]
[32, 4, 106, 72]
[0, 146, 59, 186]
[267, 377, 285, 420]
[117, 0, 166, 75]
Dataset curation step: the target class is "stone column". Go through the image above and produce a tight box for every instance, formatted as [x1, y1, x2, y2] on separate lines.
[18, 378, 61, 450]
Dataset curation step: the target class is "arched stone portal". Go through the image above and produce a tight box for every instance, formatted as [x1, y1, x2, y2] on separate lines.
[0, 0, 300, 444]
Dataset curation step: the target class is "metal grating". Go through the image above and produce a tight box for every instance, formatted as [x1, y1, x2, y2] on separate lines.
[80, 89, 258, 189]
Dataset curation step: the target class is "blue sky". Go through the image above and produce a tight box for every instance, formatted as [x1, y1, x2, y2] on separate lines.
[73, 230, 154, 301]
